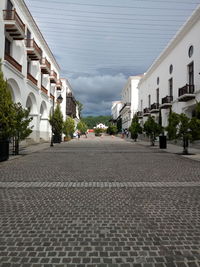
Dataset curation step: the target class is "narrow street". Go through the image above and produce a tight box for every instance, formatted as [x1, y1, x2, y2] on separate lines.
[0, 135, 200, 267]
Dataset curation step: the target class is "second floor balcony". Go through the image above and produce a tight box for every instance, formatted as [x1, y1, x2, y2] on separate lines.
[56, 79, 62, 90]
[150, 103, 159, 113]
[26, 39, 42, 61]
[3, 9, 25, 40]
[27, 72, 38, 86]
[178, 84, 195, 102]
[143, 108, 150, 116]
[41, 58, 51, 74]
[160, 96, 173, 109]
[50, 70, 57, 83]
[136, 111, 143, 118]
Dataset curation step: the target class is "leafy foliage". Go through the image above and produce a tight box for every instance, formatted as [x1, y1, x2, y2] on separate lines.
[143, 116, 162, 146]
[82, 116, 111, 129]
[165, 110, 180, 140]
[49, 105, 63, 137]
[94, 127, 103, 136]
[107, 125, 118, 135]
[77, 120, 88, 134]
[129, 114, 142, 141]
[189, 117, 200, 141]
[0, 62, 15, 139]
[63, 117, 75, 137]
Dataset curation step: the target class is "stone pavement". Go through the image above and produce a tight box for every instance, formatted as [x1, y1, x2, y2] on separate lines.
[0, 135, 200, 267]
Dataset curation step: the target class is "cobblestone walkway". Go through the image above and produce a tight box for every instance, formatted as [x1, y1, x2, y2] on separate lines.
[0, 136, 200, 267]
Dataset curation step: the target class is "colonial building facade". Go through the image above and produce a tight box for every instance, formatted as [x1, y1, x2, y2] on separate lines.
[120, 76, 142, 130]
[0, 0, 79, 143]
[138, 5, 200, 128]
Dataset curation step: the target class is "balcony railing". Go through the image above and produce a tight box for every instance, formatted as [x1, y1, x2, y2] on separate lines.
[136, 111, 143, 117]
[27, 73, 38, 86]
[143, 108, 150, 115]
[50, 70, 57, 83]
[119, 102, 131, 113]
[56, 79, 62, 90]
[26, 39, 42, 60]
[162, 95, 173, 104]
[41, 57, 51, 74]
[3, 9, 25, 39]
[4, 53, 22, 72]
[178, 84, 195, 102]
[178, 84, 195, 97]
[150, 103, 159, 113]
[41, 85, 48, 95]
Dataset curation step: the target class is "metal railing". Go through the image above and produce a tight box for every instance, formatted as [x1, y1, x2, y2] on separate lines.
[178, 84, 195, 97]
[143, 108, 150, 114]
[150, 103, 159, 110]
[162, 95, 173, 104]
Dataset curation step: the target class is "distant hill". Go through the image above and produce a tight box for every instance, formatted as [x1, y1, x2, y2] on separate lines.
[82, 116, 112, 129]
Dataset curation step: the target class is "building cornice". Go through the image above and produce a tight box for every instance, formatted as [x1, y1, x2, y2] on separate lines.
[139, 4, 200, 86]
[17, 0, 60, 71]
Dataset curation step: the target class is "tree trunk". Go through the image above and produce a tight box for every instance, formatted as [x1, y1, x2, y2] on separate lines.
[183, 136, 189, 155]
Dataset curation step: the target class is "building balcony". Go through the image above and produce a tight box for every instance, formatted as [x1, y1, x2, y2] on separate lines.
[41, 57, 51, 74]
[150, 103, 159, 113]
[50, 70, 57, 83]
[4, 53, 22, 72]
[178, 84, 195, 102]
[136, 111, 143, 118]
[56, 79, 62, 90]
[143, 108, 150, 116]
[160, 96, 173, 109]
[41, 85, 48, 95]
[3, 9, 25, 40]
[27, 73, 38, 86]
[26, 39, 42, 61]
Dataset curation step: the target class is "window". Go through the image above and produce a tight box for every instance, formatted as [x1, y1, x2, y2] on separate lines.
[169, 78, 173, 97]
[27, 60, 31, 74]
[169, 64, 173, 74]
[140, 100, 143, 111]
[7, 0, 13, 10]
[148, 94, 151, 108]
[157, 77, 159, 85]
[156, 88, 159, 104]
[188, 62, 194, 85]
[5, 38, 11, 55]
[188, 45, 194, 58]
[27, 28, 31, 39]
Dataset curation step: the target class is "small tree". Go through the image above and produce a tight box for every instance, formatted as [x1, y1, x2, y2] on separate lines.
[107, 125, 118, 135]
[165, 110, 180, 140]
[129, 114, 142, 141]
[12, 103, 33, 155]
[189, 117, 200, 141]
[77, 120, 87, 134]
[63, 117, 75, 138]
[177, 113, 192, 155]
[0, 61, 15, 140]
[143, 116, 162, 146]
[49, 105, 63, 142]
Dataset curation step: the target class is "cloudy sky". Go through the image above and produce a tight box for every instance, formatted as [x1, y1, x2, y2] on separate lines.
[25, 0, 199, 116]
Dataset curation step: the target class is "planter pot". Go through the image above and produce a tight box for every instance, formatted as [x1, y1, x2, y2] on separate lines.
[53, 134, 62, 143]
[0, 139, 9, 162]
[64, 136, 71, 142]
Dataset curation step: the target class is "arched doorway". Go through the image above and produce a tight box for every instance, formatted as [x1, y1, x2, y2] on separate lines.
[7, 78, 21, 103]
[39, 101, 49, 141]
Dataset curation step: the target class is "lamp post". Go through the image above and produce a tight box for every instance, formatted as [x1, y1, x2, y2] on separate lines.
[50, 94, 63, 147]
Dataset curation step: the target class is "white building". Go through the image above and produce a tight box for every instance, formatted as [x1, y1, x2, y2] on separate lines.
[111, 101, 123, 121]
[120, 75, 142, 129]
[138, 5, 200, 128]
[60, 79, 80, 128]
[0, 0, 80, 144]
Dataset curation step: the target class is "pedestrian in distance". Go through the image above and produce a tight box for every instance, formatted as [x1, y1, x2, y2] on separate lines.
[77, 131, 81, 139]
